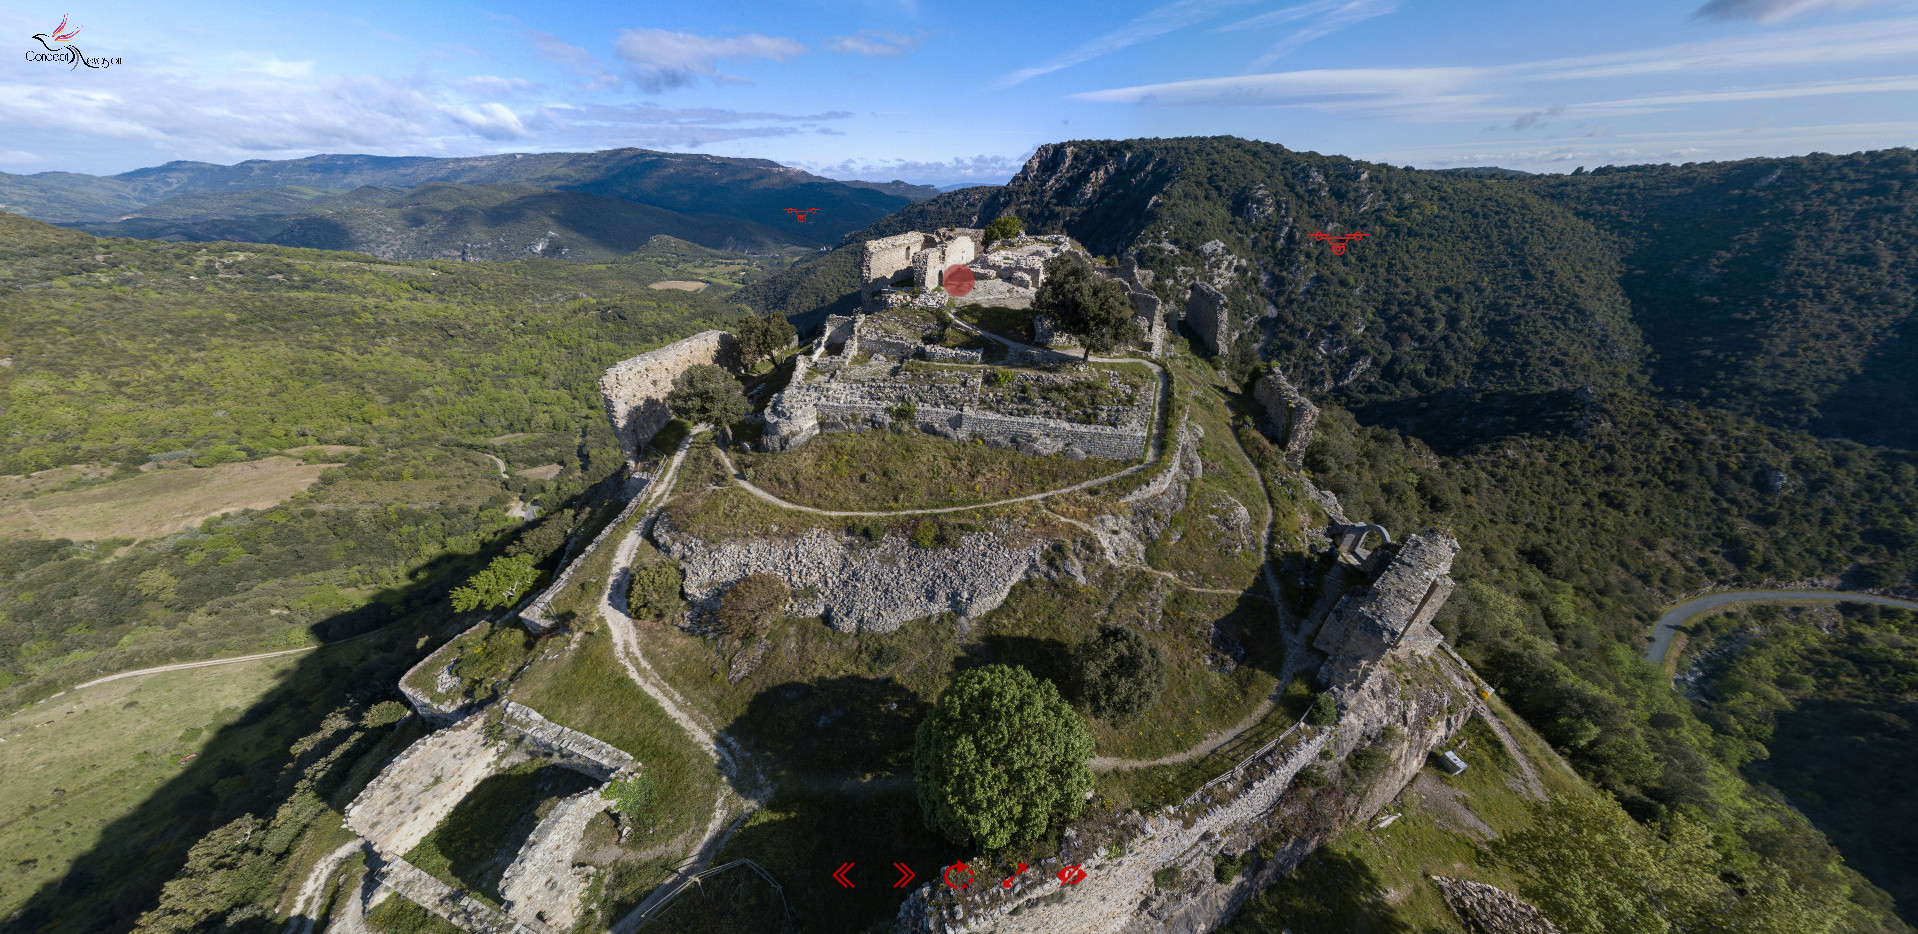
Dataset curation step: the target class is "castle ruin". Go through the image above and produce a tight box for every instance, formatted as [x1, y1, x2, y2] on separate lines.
[598, 330, 740, 463]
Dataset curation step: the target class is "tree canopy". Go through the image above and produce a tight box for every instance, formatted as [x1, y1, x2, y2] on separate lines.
[914, 664, 1094, 850]
[1074, 624, 1165, 723]
[665, 363, 749, 428]
[1033, 252, 1141, 358]
[449, 554, 542, 612]
[983, 215, 1023, 246]
[734, 312, 796, 367]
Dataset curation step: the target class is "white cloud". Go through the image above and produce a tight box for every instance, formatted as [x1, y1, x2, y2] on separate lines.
[1693, 0, 1888, 22]
[0, 149, 39, 163]
[827, 30, 924, 57]
[802, 153, 1033, 185]
[454, 75, 535, 94]
[998, 0, 1259, 87]
[255, 59, 314, 79]
[612, 28, 806, 92]
[446, 102, 530, 140]
[526, 29, 621, 90]
[1229, 0, 1401, 67]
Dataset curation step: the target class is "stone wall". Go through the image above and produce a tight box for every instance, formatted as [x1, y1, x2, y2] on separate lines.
[499, 789, 609, 931]
[500, 701, 638, 781]
[651, 517, 1055, 633]
[862, 232, 928, 298]
[369, 853, 541, 934]
[1432, 877, 1565, 934]
[1251, 369, 1318, 466]
[599, 331, 740, 463]
[519, 479, 653, 632]
[396, 620, 490, 726]
[345, 714, 510, 857]
[1186, 282, 1231, 356]
[1314, 532, 1461, 687]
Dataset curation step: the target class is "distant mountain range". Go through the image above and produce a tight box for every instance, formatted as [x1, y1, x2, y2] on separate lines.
[0, 149, 940, 259]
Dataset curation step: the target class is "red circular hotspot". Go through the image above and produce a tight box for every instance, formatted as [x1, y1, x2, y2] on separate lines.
[943, 264, 975, 297]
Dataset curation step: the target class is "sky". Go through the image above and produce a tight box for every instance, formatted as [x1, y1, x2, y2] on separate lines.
[2, 0, 1915, 185]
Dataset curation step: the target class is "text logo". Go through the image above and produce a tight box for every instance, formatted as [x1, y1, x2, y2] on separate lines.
[25, 15, 121, 70]
[785, 208, 820, 222]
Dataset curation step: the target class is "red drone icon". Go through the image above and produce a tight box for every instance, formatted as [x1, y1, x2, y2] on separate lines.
[785, 208, 820, 222]
[1310, 230, 1368, 254]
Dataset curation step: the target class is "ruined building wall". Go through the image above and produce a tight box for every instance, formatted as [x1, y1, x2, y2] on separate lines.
[1186, 282, 1232, 356]
[862, 232, 927, 297]
[1251, 370, 1319, 466]
[1314, 532, 1460, 686]
[599, 330, 740, 463]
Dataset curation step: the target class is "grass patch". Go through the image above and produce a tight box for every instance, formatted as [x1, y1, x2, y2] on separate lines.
[0, 653, 297, 920]
[0, 456, 340, 542]
[403, 760, 595, 905]
[954, 303, 1039, 343]
[365, 892, 464, 934]
[733, 431, 1119, 512]
[508, 629, 720, 848]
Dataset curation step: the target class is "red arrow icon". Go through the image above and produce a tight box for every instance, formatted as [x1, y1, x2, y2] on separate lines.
[892, 862, 915, 888]
[833, 862, 855, 888]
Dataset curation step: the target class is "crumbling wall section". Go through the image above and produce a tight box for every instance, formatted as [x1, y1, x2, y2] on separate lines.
[1186, 282, 1232, 356]
[500, 701, 638, 781]
[370, 854, 540, 934]
[499, 789, 609, 931]
[599, 331, 740, 463]
[345, 714, 512, 857]
[651, 517, 1055, 633]
[1315, 532, 1461, 686]
[1251, 369, 1319, 466]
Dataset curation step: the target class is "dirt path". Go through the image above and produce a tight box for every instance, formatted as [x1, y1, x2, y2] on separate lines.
[596, 431, 774, 932]
[65, 646, 319, 692]
[281, 838, 366, 934]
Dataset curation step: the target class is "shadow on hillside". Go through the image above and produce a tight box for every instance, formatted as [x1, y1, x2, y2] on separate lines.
[1235, 849, 1414, 934]
[726, 676, 929, 780]
[958, 635, 1074, 696]
[5, 478, 627, 934]
[1351, 390, 1585, 456]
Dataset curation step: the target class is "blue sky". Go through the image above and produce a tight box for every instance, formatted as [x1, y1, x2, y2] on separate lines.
[3, 0, 1915, 184]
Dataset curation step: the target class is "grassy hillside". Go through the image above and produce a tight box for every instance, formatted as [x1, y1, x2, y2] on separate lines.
[729, 136, 1918, 931]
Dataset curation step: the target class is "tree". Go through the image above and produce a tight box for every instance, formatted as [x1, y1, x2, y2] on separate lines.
[983, 216, 1023, 247]
[626, 562, 684, 620]
[665, 364, 749, 428]
[1033, 252, 1142, 359]
[449, 554, 542, 612]
[1306, 692, 1339, 726]
[914, 664, 1095, 850]
[735, 312, 795, 368]
[716, 573, 789, 643]
[1074, 624, 1165, 723]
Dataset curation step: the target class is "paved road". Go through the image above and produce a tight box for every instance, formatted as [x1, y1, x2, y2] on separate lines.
[1645, 590, 1918, 665]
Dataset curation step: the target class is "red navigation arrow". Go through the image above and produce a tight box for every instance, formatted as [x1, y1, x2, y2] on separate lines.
[892, 862, 915, 888]
[833, 862, 855, 888]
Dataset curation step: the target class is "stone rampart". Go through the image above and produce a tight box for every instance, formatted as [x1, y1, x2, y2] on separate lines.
[599, 331, 740, 463]
[371, 854, 542, 934]
[519, 479, 653, 632]
[1315, 532, 1461, 686]
[397, 620, 491, 725]
[346, 714, 511, 857]
[651, 517, 1054, 633]
[1251, 369, 1318, 466]
[500, 701, 638, 781]
[1186, 282, 1231, 356]
[499, 789, 609, 931]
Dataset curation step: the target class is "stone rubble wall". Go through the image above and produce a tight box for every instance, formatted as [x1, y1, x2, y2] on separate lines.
[370, 854, 543, 934]
[396, 620, 491, 726]
[598, 331, 740, 463]
[499, 789, 609, 931]
[1315, 533, 1461, 686]
[652, 516, 1054, 633]
[345, 714, 513, 858]
[519, 476, 654, 632]
[1251, 370, 1319, 466]
[499, 701, 638, 781]
[1186, 283, 1232, 356]
[1432, 877, 1565, 934]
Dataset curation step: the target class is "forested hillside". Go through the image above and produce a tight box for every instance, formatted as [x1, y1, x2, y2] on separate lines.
[738, 136, 1918, 930]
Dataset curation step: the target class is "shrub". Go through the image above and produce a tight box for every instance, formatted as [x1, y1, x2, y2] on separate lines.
[626, 562, 683, 620]
[1306, 692, 1339, 727]
[915, 665, 1094, 850]
[665, 364, 749, 428]
[1293, 765, 1331, 789]
[717, 573, 789, 643]
[1153, 866, 1184, 890]
[1074, 624, 1166, 723]
[1214, 851, 1252, 883]
[449, 554, 543, 612]
[361, 700, 409, 729]
[601, 771, 662, 825]
[983, 216, 1023, 246]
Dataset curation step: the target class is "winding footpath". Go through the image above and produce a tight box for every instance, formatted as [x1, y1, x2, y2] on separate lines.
[1645, 589, 1918, 665]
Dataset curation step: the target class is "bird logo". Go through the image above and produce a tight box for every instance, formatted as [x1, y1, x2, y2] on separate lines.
[31, 14, 82, 51]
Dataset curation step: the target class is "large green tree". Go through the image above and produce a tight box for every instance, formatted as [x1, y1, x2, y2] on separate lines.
[983, 215, 1023, 247]
[735, 312, 796, 368]
[1074, 624, 1165, 723]
[1033, 253, 1141, 359]
[914, 664, 1094, 850]
[665, 363, 750, 427]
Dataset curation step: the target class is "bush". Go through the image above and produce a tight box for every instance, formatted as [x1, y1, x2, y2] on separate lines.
[1306, 692, 1338, 727]
[665, 364, 749, 428]
[1214, 851, 1252, 883]
[915, 665, 1095, 850]
[449, 554, 543, 612]
[601, 771, 662, 825]
[362, 700, 409, 729]
[983, 216, 1023, 247]
[735, 312, 795, 367]
[1153, 866, 1184, 891]
[1074, 625, 1166, 723]
[626, 562, 683, 620]
[716, 573, 788, 643]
